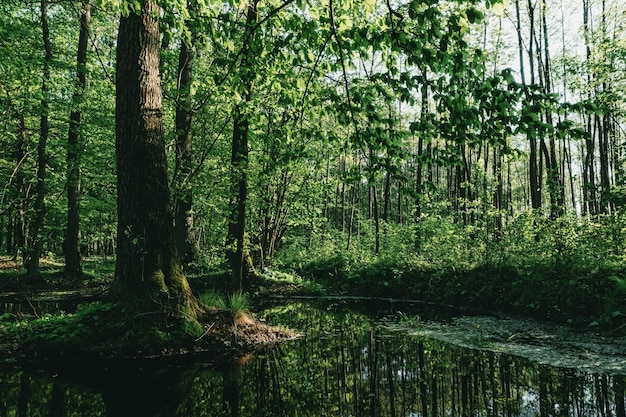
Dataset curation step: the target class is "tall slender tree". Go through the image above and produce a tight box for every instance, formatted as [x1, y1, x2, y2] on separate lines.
[524, 0, 542, 210]
[173, 0, 199, 266]
[227, 1, 258, 294]
[65, 1, 91, 279]
[538, 0, 565, 218]
[581, 0, 598, 215]
[24, 0, 52, 282]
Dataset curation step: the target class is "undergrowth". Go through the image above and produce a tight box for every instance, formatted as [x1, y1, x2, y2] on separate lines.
[275, 211, 626, 331]
[200, 291, 251, 317]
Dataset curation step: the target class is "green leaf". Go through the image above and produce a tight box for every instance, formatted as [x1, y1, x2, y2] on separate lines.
[466, 8, 484, 24]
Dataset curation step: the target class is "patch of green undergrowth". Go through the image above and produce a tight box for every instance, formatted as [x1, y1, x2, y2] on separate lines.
[200, 291, 227, 310]
[81, 257, 116, 280]
[200, 291, 250, 317]
[228, 292, 250, 317]
[262, 269, 302, 283]
[261, 268, 326, 295]
[397, 312, 422, 328]
[276, 211, 626, 331]
[18, 303, 117, 352]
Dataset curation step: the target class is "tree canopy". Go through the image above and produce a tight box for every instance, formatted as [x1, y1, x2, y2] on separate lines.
[1, 0, 626, 328]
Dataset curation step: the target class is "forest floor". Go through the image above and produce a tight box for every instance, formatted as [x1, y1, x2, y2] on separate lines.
[0, 257, 110, 312]
[0, 257, 298, 365]
[0, 256, 625, 373]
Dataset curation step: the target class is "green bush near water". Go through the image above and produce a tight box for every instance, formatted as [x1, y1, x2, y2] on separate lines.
[276, 211, 626, 331]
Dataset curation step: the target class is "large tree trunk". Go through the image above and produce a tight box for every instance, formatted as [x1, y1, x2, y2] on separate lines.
[114, 0, 198, 318]
[65, 2, 91, 279]
[24, 0, 52, 283]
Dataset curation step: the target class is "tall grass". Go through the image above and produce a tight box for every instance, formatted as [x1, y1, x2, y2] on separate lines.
[200, 291, 250, 317]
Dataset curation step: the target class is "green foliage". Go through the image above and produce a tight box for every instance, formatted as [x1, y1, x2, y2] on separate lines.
[0, 0, 624, 339]
[200, 291, 250, 317]
[228, 292, 251, 317]
[18, 303, 118, 356]
[200, 291, 227, 310]
[262, 269, 303, 284]
[396, 311, 422, 328]
[278, 210, 626, 330]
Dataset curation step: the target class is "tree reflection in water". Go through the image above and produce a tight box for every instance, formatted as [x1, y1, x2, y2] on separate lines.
[1, 301, 625, 416]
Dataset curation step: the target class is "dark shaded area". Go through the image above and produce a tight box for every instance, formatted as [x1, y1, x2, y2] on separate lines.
[1, 301, 625, 417]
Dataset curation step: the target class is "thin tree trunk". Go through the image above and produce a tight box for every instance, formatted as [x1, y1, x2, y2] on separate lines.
[560, 0, 577, 213]
[383, 105, 393, 224]
[173, 3, 199, 266]
[13, 115, 28, 259]
[372, 184, 380, 255]
[228, 109, 249, 293]
[227, 1, 258, 293]
[369, 149, 381, 254]
[415, 136, 424, 221]
[582, 0, 597, 215]
[324, 155, 330, 225]
[342, 156, 347, 228]
[25, 0, 52, 283]
[515, 0, 541, 209]
[65, 2, 91, 279]
[585, 119, 598, 215]
[346, 184, 356, 250]
[493, 146, 503, 236]
[599, 113, 611, 213]
[383, 171, 391, 223]
[539, 0, 564, 218]
[598, 0, 610, 214]
[414, 79, 428, 249]
[397, 179, 403, 224]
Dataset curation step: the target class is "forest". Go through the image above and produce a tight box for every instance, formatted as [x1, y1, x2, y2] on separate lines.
[1, 0, 626, 348]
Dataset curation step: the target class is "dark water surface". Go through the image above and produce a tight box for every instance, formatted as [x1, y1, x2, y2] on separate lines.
[1, 299, 624, 416]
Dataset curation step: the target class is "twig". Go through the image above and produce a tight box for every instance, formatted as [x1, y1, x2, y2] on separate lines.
[24, 294, 39, 319]
[195, 323, 215, 342]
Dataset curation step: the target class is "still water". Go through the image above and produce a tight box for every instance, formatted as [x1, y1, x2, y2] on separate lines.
[1, 299, 624, 417]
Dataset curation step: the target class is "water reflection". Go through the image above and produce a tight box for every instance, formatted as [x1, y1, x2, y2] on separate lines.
[0, 301, 624, 416]
[0, 299, 78, 317]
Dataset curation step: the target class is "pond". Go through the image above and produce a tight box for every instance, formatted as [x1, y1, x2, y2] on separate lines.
[1, 299, 625, 417]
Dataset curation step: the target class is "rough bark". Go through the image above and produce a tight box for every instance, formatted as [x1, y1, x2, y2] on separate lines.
[114, 0, 198, 318]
